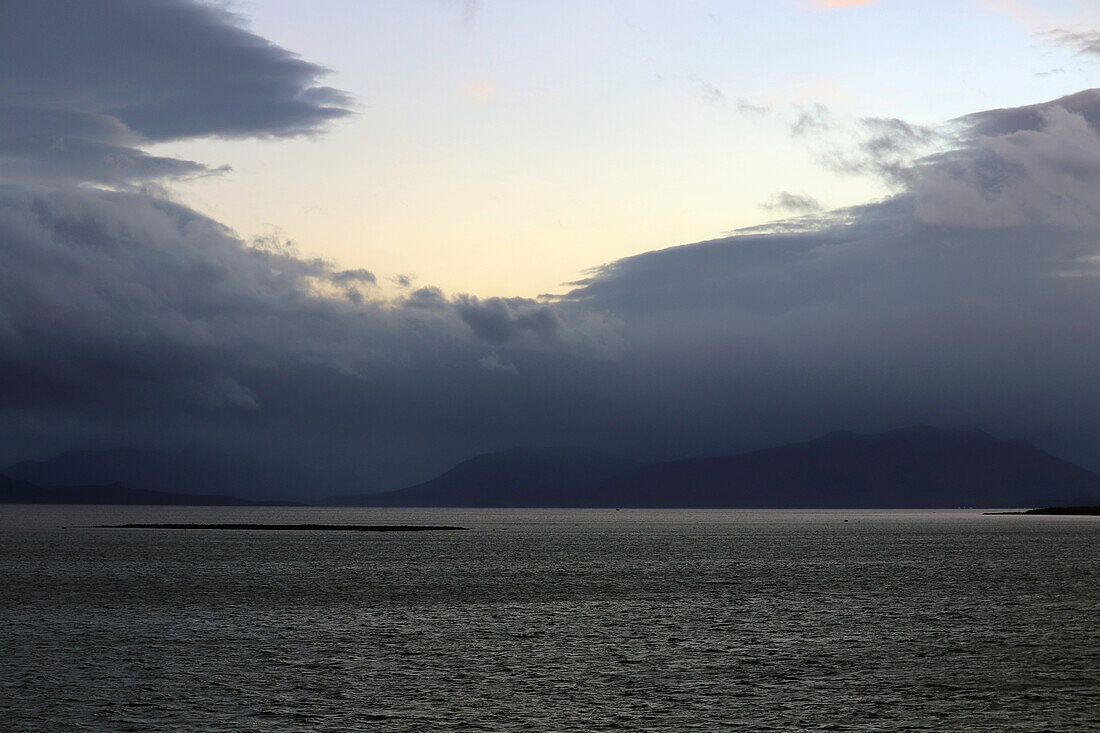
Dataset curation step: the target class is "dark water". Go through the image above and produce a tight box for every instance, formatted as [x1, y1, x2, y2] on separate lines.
[2, 506, 1099, 731]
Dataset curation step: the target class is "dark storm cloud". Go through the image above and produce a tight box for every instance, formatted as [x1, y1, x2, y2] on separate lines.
[804, 90, 1100, 230]
[9, 0, 1100, 489]
[456, 296, 562, 345]
[0, 187, 374, 411]
[955, 88, 1100, 138]
[0, 0, 594, 486]
[327, 268, 376, 304]
[0, 184, 608, 485]
[0, 0, 611, 482]
[0, 0, 351, 141]
[0, 104, 221, 185]
[402, 286, 448, 309]
[550, 93, 1100, 471]
[0, 135, 216, 185]
[0, 0, 351, 185]
[477, 352, 519, 375]
[917, 103, 1100, 229]
[330, 269, 377, 285]
[0, 184, 598, 490]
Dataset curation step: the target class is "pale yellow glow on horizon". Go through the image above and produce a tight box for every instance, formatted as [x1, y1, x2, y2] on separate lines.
[153, 114, 886, 300]
[142, 0, 1100, 300]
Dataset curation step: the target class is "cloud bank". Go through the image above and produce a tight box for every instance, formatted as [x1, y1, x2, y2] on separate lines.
[6, 1, 1100, 490]
[0, 0, 352, 185]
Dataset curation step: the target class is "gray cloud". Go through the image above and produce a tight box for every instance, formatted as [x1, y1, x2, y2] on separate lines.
[0, 0, 351, 185]
[811, 91, 1100, 230]
[0, 183, 611, 486]
[955, 88, 1100, 138]
[916, 103, 1100, 229]
[0, 0, 351, 142]
[402, 286, 448, 309]
[735, 99, 772, 115]
[554, 93, 1100, 470]
[329, 269, 377, 304]
[456, 296, 562, 345]
[790, 104, 832, 137]
[1044, 28, 1100, 58]
[861, 117, 937, 156]
[817, 116, 942, 187]
[560, 190, 1100, 462]
[330, 269, 377, 285]
[478, 352, 519, 375]
[0, 134, 218, 185]
[0, 187, 388, 408]
[762, 191, 822, 213]
[9, 0, 1100, 491]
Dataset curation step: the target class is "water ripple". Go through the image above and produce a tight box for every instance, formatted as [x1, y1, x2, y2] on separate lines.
[2, 507, 1098, 731]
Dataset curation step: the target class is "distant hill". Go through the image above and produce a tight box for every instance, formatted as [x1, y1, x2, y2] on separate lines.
[332, 427, 1100, 508]
[0, 474, 304, 506]
[332, 447, 640, 507]
[988, 506, 1100, 516]
[3, 446, 362, 501]
[581, 427, 1100, 508]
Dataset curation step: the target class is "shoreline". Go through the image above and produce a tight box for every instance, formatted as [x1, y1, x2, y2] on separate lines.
[984, 506, 1100, 516]
[87, 523, 468, 531]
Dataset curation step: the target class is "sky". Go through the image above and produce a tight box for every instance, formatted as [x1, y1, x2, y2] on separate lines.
[152, 0, 1100, 297]
[6, 0, 1100, 494]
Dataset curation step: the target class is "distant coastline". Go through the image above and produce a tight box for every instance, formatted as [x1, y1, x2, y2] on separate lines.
[984, 506, 1100, 516]
[8, 427, 1100, 510]
[90, 523, 467, 531]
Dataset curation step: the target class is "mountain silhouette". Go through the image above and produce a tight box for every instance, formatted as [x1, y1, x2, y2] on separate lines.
[331, 447, 640, 507]
[3, 446, 362, 501]
[9, 427, 1099, 508]
[578, 426, 1100, 508]
[0, 474, 303, 506]
[336, 427, 1100, 508]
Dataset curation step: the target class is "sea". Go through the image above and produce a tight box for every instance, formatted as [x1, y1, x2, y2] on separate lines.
[2, 505, 1098, 731]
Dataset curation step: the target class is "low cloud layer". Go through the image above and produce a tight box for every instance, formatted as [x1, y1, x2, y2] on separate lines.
[0, 0, 351, 185]
[556, 90, 1100, 469]
[6, 2, 1100, 490]
[918, 99, 1100, 229]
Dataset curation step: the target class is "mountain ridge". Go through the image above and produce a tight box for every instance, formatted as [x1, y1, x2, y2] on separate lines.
[578, 426, 1100, 508]
[335, 427, 1100, 508]
[0, 474, 304, 506]
[328, 446, 639, 507]
[8, 427, 1100, 508]
[3, 446, 364, 501]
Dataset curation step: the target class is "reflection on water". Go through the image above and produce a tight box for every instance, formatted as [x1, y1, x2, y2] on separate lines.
[2, 506, 1099, 731]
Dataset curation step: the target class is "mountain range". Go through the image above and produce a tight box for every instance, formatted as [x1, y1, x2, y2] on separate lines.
[326, 447, 640, 507]
[5, 427, 1100, 508]
[334, 427, 1100, 508]
[3, 446, 362, 501]
[0, 474, 302, 506]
